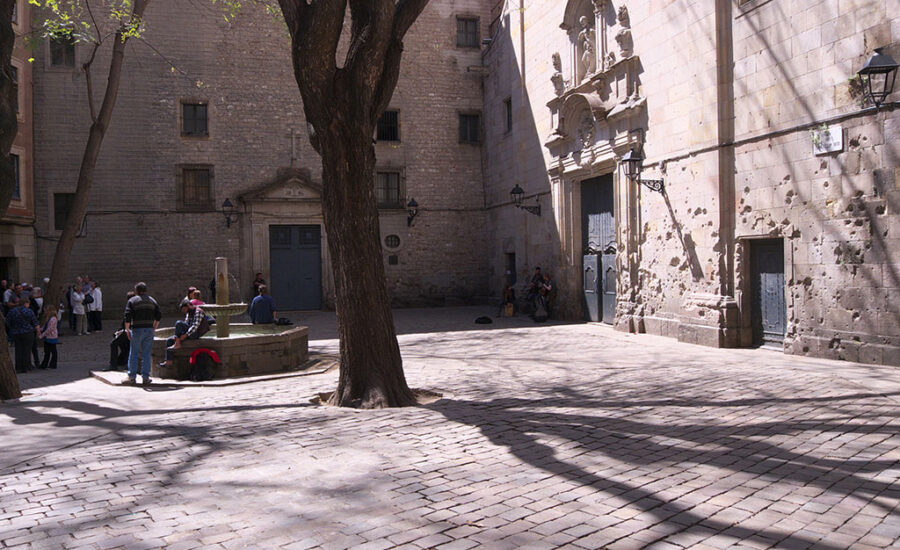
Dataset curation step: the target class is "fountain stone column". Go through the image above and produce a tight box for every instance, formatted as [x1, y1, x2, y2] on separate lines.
[216, 257, 231, 338]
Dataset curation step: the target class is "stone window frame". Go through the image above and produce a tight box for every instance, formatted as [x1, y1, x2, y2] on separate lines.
[180, 99, 210, 139]
[374, 168, 405, 210]
[456, 15, 480, 48]
[175, 164, 215, 212]
[9, 60, 21, 119]
[458, 111, 482, 145]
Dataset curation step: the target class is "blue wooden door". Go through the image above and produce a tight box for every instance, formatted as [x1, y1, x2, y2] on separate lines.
[751, 239, 785, 347]
[269, 225, 322, 310]
[583, 254, 600, 322]
[582, 176, 615, 324]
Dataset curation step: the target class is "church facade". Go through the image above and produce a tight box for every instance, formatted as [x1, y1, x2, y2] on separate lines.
[29, 0, 900, 366]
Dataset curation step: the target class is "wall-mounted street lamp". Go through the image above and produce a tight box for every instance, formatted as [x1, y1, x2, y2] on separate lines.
[222, 198, 237, 228]
[510, 184, 541, 216]
[620, 148, 664, 192]
[407, 198, 419, 227]
[857, 47, 899, 108]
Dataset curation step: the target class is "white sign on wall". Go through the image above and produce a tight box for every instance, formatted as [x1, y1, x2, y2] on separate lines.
[812, 125, 843, 156]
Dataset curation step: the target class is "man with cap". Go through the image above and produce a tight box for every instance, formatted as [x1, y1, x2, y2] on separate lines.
[159, 298, 210, 369]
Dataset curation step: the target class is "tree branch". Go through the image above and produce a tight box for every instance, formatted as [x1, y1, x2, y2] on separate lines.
[83, 42, 100, 123]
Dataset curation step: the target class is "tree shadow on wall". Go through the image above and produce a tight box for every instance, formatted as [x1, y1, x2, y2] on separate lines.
[662, 189, 705, 282]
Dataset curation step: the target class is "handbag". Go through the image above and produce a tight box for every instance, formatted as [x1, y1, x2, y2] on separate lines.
[83, 293, 94, 305]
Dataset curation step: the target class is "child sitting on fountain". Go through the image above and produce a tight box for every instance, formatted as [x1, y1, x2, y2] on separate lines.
[158, 298, 211, 368]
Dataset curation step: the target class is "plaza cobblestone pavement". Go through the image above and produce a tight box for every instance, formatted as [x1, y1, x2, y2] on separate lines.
[1, 306, 899, 549]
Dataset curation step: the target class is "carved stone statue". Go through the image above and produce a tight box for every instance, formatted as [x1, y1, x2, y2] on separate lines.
[615, 28, 632, 58]
[578, 16, 596, 79]
[605, 51, 616, 68]
[551, 52, 566, 96]
[617, 5, 630, 26]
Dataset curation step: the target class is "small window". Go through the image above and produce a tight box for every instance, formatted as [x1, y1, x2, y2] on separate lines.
[375, 172, 401, 208]
[182, 102, 208, 137]
[388, 255, 399, 265]
[377, 110, 399, 142]
[10, 154, 19, 201]
[457, 17, 479, 48]
[503, 97, 512, 134]
[54, 192, 75, 231]
[50, 37, 76, 67]
[10, 66, 17, 114]
[11, 2, 17, 25]
[179, 166, 213, 209]
[384, 234, 401, 249]
[459, 113, 481, 144]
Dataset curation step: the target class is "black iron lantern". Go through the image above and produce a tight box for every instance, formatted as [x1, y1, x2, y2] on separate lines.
[620, 148, 644, 181]
[858, 47, 899, 108]
[221, 198, 237, 228]
[407, 198, 419, 227]
[620, 147, 663, 192]
[509, 184, 540, 216]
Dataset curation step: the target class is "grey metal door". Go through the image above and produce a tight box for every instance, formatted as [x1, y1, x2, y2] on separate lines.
[582, 176, 615, 324]
[269, 225, 322, 310]
[583, 254, 600, 322]
[751, 239, 785, 347]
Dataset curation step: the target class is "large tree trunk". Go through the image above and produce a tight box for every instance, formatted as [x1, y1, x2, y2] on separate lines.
[320, 123, 415, 408]
[44, 1, 149, 315]
[0, 0, 20, 400]
[278, 0, 428, 408]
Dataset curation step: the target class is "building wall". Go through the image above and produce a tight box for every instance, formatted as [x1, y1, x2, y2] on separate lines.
[32, 0, 492, 315]
[483, 0, 900, 366]
[0, 0, 36, 285]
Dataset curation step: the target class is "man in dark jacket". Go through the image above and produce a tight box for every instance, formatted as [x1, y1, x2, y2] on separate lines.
[123, 282, 162, 385]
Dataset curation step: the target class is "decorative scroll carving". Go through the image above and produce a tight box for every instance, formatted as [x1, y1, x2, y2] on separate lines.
[577, 113, 595, 147]
[551, 52, 566, 96]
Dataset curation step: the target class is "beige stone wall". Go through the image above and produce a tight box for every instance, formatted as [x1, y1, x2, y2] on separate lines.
[483, 0, 899, 365]
[32, 1, 492, 313]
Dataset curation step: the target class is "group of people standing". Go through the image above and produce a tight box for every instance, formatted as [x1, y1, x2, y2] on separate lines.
[65, 275, 103, 335]
[2, 278, 57, 373]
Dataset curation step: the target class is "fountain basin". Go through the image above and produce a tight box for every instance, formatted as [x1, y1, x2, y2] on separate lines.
[151, 323, 309, 380]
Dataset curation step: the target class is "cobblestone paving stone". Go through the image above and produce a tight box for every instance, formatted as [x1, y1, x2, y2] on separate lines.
[1, 307, 899, 549]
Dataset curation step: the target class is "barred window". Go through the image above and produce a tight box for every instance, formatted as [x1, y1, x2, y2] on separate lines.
[377, 110, 400, 142]
[178, 166, 213, 210]
[182, 102, 208, 137]
[459, 113, 481, 144]
[375, 172, 401, 208]
[457, 17, 479, 48]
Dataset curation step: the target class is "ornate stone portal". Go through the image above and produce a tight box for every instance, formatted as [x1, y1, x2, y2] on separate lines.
[547, 0, 646, 323]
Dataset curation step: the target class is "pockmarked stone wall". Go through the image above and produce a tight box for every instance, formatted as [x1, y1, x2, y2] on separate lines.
[482, 0, 899, 366]
[32, 0, 492, 315]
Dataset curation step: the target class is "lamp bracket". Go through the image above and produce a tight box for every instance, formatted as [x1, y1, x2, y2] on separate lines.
[518, 204, 542, 216]
[639, 178, 664, 193]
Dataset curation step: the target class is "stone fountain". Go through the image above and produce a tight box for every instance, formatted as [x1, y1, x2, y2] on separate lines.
[151, 257, 309, 380]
